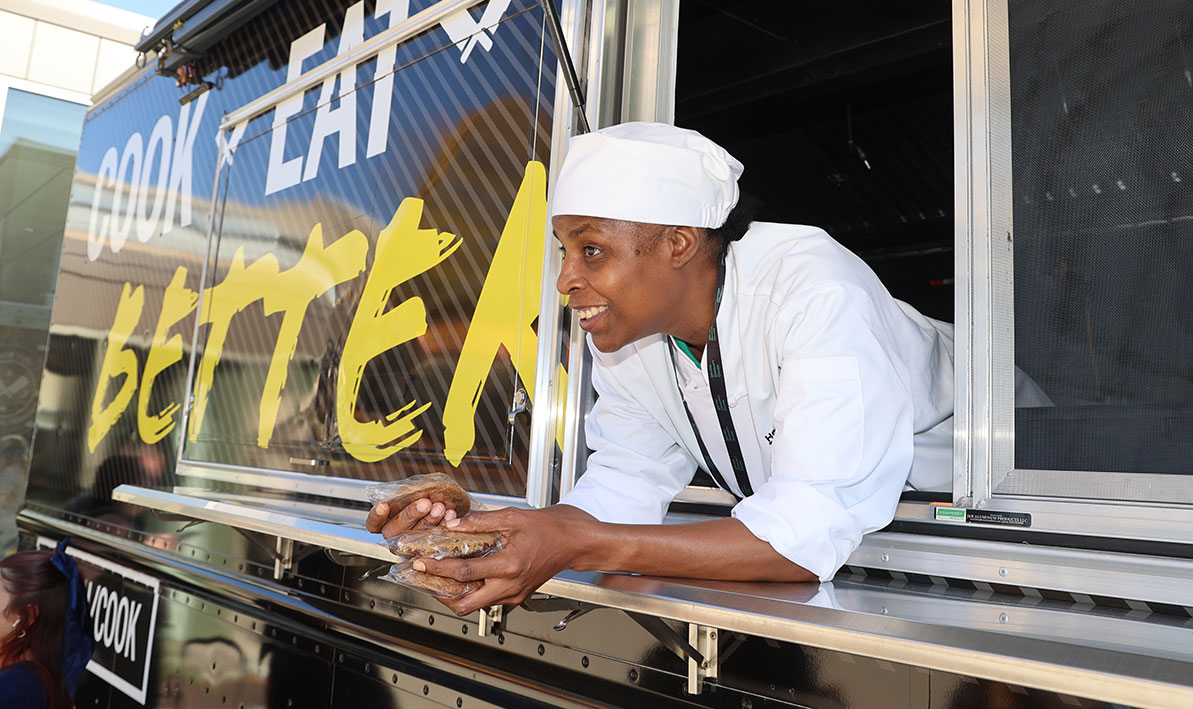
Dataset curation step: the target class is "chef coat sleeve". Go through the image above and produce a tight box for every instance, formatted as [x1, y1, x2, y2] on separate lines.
[731, 283, 916, 582]
[559, 345, 698, 524]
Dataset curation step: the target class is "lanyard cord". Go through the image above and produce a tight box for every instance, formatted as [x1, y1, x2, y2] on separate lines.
[668, 254, 755, 499]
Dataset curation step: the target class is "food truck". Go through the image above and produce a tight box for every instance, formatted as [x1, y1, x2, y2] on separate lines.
[15, 0, 1193, 706]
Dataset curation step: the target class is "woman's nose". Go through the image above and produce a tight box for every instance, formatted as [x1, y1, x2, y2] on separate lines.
[556, 254, 582, 295]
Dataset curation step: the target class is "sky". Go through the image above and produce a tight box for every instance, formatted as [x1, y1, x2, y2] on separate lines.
[94, 0, 179, 22]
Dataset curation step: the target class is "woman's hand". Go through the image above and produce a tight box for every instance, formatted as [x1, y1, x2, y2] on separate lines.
[365, 498, 458, 538]
[412, 507, 591, 616]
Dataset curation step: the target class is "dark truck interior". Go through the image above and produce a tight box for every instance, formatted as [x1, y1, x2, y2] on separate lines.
[675, 0, 1193, 487]
[676, 0, 955, 323]
[670, 1, 954, 504]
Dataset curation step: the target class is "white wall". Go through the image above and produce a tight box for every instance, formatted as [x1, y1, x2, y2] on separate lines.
[0, 0, 154, 105]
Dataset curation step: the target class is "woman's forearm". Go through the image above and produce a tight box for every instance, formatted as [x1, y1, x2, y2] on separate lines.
[554, 506, 816, 583]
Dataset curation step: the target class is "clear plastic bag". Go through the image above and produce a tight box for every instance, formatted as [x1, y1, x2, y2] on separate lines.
[364, 473, 473, 517]
[380, 530, 502, 560]
[379, 561, 482, 599]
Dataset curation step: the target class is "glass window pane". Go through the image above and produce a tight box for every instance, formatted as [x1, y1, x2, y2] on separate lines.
[0, 88, 85, 554]
[1009, 0, 1193, 477]
[0, 89, 85, 307]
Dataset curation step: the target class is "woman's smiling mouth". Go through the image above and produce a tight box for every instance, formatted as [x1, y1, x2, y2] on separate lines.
[574, 305, 609, 330]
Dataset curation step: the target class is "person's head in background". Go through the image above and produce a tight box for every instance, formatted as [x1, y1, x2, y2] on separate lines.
[0, 551, 72, 709]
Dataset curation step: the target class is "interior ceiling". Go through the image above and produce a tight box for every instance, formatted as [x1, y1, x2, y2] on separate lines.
[675, 1, 955, 320]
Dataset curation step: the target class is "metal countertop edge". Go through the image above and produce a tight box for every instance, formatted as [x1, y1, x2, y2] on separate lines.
[536, 574, 1193, 708]
[105, 487, 1193, 707]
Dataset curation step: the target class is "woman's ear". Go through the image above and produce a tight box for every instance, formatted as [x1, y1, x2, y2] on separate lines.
[668, 226, 705, 268]
[24, 604, 39, 626]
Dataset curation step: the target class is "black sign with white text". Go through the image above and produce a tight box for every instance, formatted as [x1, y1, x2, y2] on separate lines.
[39, 538, 160, 704]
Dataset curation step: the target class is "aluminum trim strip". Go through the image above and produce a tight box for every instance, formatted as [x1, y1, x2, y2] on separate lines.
[897, 497, 1193, 541]
[619, 0, 678, 123]
[218, 0, 485, 131]
[112, 485, 395, 562]
[951, 0, 976, 505]
[984, 0, 1017, 492]
[174, 460, 528, 510]
[171, 487, 368, 525]
[553, 0, 610, 501]
[851, 530, 1193, 607]
[526, 0, 587, 509]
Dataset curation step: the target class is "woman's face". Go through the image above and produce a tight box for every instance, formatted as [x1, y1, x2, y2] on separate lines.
[554, 215, 680, 353]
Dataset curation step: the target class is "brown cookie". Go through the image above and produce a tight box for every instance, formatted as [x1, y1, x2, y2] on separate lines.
[386, 531, 501, 559]
[389, 564, 482, 599]
[383, 478, 471, 517]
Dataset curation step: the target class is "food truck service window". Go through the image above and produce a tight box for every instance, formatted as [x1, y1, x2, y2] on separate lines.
[959, 0, 1193, 541]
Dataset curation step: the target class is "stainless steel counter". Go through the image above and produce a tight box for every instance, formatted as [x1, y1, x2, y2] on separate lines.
[111, 484, 1193, 709]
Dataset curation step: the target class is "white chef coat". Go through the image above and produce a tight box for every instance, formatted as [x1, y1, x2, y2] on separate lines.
[559, 222, 954, 581]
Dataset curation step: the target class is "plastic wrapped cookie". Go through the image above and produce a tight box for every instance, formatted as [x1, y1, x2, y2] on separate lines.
[380, 562, 482, 600]
[365, 473, 472, 517]
[380, 530, 502, 560]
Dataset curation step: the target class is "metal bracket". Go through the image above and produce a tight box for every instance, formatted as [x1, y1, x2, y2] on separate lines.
[517, 594, 600, 632]
[151, 508, 200, 525]
[324, 548, 379, 567]
[477, 605, 505, 637]
[174, 518, 206, 532]
[624, 611, 704, 667]
[686, 624, 719, 695]
[552, 607, 594, 631]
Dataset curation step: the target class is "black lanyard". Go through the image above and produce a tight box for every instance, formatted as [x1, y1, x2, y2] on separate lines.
[668, 254, 754, 499]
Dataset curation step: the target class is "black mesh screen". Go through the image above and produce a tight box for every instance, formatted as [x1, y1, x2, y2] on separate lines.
[1011, 0, 1193, 475]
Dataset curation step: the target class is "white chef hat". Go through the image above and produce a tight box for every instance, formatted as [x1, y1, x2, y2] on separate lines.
[550, 122, 744, 229]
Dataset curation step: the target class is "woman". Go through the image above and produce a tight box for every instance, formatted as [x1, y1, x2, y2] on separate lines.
[0, 540, 94, 708]
[366, 123, 954, 615]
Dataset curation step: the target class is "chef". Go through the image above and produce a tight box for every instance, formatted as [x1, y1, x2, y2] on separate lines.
[365, 122, 954, 615]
